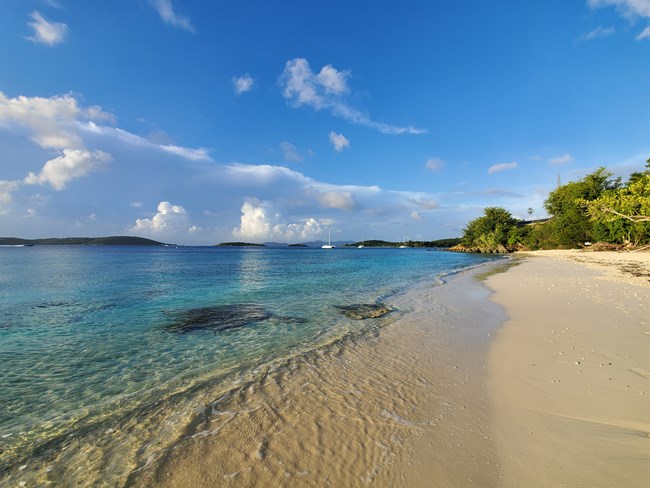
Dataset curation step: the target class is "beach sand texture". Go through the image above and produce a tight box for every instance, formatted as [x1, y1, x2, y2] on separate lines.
[487, 250, 650, 487]
[130, 268, 505, 488]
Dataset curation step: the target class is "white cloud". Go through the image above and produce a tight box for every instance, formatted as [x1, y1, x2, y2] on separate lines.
[316, 65, 350, 94]
[488, 162, 518, 175]
[0, 180, 20, 207]
[637, 25, 650, 38]
[0, 92, 112, 150]
[410, 211, 424, 221]
[528, 155, 543, 161]
[131, 201, 143, 208]
[233, 74, 254, 95]
[549, 153, 574, 165]
[328, 132, 350, 152]
[410, 197, 439, 209]
[280, 141, 303, 163]
[425, 157, 445, 172]
[130, 201, 190, 233]
[578, 25, 616, 41]
[280, 58, 426, 135]
[232, 197, 324, 241]
[317, 190, 356, 210]
[148, 0, 195, 32]
[27, 11, 68, 46]
[589, 0, 650, 39]
[24, 149, 112, 190]
[80, 122, 212, 161]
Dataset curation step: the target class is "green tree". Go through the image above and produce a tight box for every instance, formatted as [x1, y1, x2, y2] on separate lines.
[544, 167, 620, 247]
[461, 207, 520, 252]
[581, 161, 650, 245]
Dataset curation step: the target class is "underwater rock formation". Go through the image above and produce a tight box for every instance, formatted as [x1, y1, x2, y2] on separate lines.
[335, 303, 393, 320]
[165, 303, 272, 333]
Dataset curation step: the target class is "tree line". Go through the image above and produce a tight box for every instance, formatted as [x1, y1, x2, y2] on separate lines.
[454, 159, 650, 253]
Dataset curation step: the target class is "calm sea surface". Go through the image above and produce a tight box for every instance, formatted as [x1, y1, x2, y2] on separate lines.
[0, 245, 496, 482]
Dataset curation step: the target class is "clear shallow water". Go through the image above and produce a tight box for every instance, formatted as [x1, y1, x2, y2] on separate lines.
[0, 245, 496, 480]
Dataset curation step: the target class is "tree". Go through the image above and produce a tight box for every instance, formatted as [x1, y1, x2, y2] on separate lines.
[460, 207, 520, 252]
[581, 161, 650, 245]
[544, 167, 621, 247]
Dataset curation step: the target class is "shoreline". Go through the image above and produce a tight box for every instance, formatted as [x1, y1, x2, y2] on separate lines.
[486, 250, 650, 487]
[129, 260, 507, 487]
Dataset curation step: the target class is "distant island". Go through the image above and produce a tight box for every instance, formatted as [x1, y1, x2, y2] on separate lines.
[0, 236, 165, 246]
[344, 238, 461, 248]
[216, 242, 265, 247]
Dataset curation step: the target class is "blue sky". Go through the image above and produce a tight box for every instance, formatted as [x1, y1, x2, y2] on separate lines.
[1, 0, 649, 244]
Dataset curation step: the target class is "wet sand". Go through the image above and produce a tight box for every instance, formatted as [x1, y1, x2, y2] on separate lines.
[130, 264, 506, 487]
[487, 250, 650, 487]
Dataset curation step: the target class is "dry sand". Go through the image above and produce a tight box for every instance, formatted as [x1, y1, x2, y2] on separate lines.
[487, 250, 650, 487]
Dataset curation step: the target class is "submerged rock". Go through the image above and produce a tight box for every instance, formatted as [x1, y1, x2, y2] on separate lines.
[335, 303, 393, 320]
[165, 303, 272, 333]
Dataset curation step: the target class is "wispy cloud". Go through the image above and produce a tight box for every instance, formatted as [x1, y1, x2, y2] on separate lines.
[637, 25, 650, 39]
[328, 132, 350, 152]
[233, 74, 254, 95]
[549, 153, 574, 165]
[148, 0, 195, 32]
[488, 161, 518, 175]
[280, 58, 426, 135]
[425, 157, 445, 172]
[280, 141, 303, 163]
[27, 11, 68, 46]
[578, 25, 615, 41]
[588, 0, 650, 40]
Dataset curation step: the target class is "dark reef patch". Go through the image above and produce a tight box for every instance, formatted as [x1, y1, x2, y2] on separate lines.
[165, 303, 272, 333]
[335, 303, 393, 320]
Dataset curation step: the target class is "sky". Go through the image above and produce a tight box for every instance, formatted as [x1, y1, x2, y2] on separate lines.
[1, 0, 650, 245]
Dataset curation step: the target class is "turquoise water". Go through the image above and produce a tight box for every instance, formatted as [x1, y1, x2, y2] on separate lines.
[0, 245, 496, 479]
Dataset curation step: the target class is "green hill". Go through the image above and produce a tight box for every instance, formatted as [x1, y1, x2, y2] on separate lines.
[0, 236, 165, 246]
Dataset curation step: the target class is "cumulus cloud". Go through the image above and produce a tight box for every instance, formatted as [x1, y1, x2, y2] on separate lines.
[24, 149, 112, 190]
[0, 92, 112, 150]
[328, 132, 350, 152]
[232, 197, 324, 240]
[280, 141, 303, 163]
[148, 0, 195, 32]
[27, 11, 68, 46]
[425, 157, 445, 172]
[130, 201, 190, 233]
[410, 211, 424, 221]
[589, 0, 650, 39]
[317, 190, 356, 210]
[488, 162, 518, 175]
[233, 74, 254, 94]
[549, 153, 574, 165]
[280, 58, 426, 135]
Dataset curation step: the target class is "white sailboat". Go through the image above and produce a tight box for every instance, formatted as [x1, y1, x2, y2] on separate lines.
[322, 228, 335, 249]
[357, 234, 365, 248]
[398, 235, 409, 248]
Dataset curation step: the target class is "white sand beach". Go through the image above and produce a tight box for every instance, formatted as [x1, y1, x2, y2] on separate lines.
[486, 250, 650, 487]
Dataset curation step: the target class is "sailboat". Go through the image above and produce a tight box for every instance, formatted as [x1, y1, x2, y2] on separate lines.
[357, 234, 365, 248]
[398, 236, 409, 248]
[322, 228, 335, 249]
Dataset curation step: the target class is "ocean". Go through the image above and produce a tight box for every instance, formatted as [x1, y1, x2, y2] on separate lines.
[0, 245, 498, 486]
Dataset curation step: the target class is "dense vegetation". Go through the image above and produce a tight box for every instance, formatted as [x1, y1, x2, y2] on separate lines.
[454, 160, 650, 253]
[216, 242, 265, 246]
[345, 238, 461, 248]
[0, 236, 164, 246]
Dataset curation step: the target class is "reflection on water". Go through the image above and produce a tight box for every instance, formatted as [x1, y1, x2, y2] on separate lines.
[0, 246, 498, 486]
